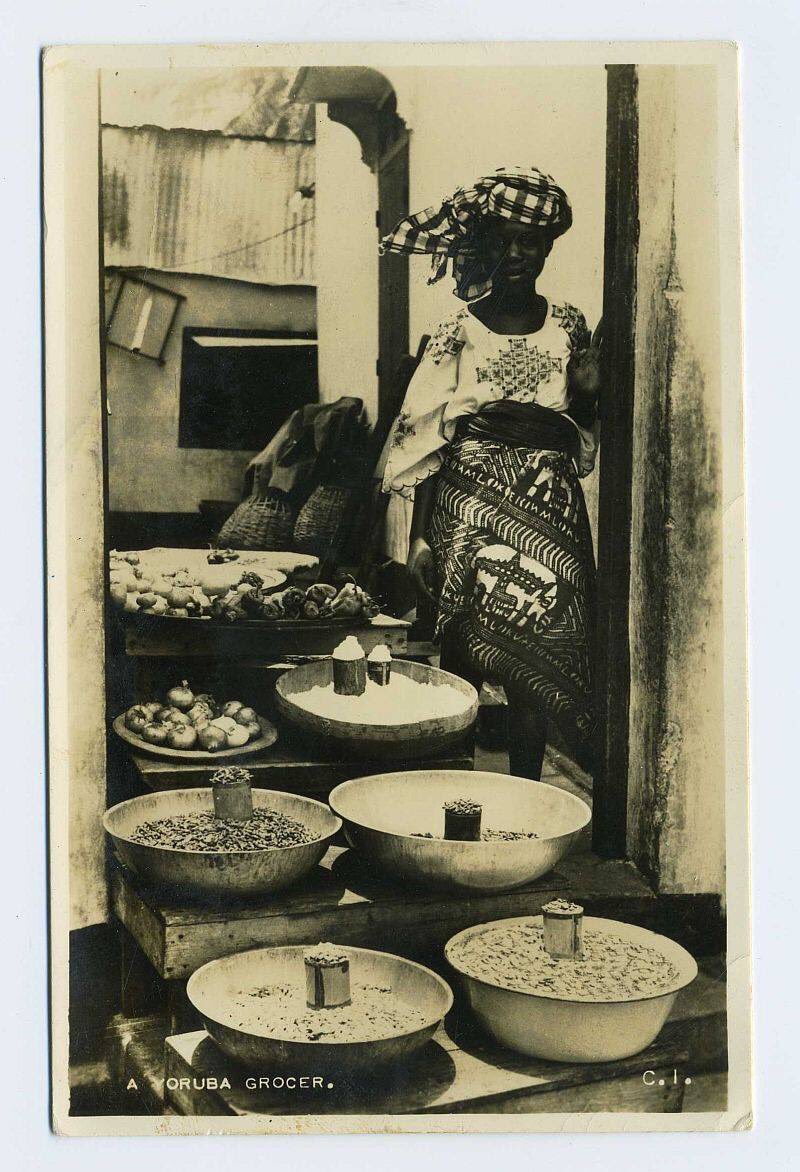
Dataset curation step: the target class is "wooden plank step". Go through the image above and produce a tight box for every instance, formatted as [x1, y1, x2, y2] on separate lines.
[131, 747, 474, 796]
[126, 1033, 168, 1115]
[163, 1024, 687, 1116]
[660, 968, 727, 1074]
[112, 848, 656, 981]
[106, 1012, 167, 1082]
[124, 614, 409, 660]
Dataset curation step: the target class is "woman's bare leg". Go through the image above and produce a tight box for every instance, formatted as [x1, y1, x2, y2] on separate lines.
[505, 690, 548, 781]
[441, 626, 548, 780]
[438, 623, 485, 694]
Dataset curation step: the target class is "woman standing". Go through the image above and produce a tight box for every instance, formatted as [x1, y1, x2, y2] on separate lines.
[380, 166, 601, 780]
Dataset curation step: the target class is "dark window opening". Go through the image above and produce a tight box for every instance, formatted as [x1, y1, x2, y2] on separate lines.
[178, 327, 318, 451]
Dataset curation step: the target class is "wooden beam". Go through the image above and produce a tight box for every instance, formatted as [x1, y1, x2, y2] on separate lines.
[593, 65, 639, 857]
[377, 133, 410, 427]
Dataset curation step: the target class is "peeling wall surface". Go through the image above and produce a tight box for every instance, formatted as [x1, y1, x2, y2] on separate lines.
[105, 271, 315, 513]
[627, 67, 725, 896]
[100, 66, 314, 142]
[46, 64, 109, 931]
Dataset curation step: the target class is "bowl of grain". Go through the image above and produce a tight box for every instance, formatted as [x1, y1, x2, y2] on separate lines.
[329, 770, 590, 893]
[103, 787, 341, 899]
[275, 658, 479, 759]
[445, 914, 698, 1062]
[186, 943, 453, 1071]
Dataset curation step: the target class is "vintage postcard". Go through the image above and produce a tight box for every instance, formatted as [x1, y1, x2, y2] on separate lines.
[44, 41, 749, 1134]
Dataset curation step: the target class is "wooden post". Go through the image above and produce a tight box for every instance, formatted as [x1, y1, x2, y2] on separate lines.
[377, 133, 410, 431]
[593, 64, 640, 858]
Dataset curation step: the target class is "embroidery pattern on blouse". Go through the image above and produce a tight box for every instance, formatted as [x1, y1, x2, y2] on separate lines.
[474, 337, 563, 401]
[551, 303, 591, 353]
[426, 309, 469, 366]
[392, 410, 416, 448]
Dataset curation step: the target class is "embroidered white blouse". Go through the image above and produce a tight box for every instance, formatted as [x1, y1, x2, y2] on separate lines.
[381, 300, 599, 499]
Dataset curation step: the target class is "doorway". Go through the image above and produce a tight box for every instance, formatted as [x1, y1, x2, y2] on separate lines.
[299, 65, 638, 859]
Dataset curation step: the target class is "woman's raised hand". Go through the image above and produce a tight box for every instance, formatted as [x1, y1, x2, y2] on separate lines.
[567, 315, 603, 399]
[567, 343, 602, 397]
[407, 537, 437, 601]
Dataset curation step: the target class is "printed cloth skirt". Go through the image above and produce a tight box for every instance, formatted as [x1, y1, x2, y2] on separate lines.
[428, 402, 597, 760]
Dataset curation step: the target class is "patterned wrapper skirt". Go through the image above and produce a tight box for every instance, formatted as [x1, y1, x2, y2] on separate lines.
[428, 403, 597, 760]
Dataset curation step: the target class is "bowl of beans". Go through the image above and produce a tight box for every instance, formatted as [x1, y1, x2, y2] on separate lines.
[445, 914, 698, 1062]
[103, 786, 341, 899]
[329, 770, 591, 893]
[186, 943, 453, 1072]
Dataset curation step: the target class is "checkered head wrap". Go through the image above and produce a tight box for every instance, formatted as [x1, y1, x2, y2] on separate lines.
[379, 165, 572, 301]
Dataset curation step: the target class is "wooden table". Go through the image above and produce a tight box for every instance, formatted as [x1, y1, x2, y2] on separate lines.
[128, 743, 474, 798]
[163, 1022, 688, 1116]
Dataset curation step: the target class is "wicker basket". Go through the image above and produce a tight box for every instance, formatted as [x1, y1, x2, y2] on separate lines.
[293, 484, 355, 558]
[217, 491, 295, 551]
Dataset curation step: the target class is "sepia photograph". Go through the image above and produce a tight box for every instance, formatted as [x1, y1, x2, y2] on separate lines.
[43, 40, 748, 1135]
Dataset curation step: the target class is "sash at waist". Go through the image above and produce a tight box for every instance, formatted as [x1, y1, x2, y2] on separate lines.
[456, 400, 580, 460]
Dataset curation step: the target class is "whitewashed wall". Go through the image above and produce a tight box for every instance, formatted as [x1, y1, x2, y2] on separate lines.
[387, 67, 606, 346]
[314, 111, 379, 420]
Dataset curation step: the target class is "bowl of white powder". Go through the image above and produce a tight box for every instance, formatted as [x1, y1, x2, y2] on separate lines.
[274, 657, 479, 759]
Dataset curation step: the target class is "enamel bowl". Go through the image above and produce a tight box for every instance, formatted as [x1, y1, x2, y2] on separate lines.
[187, 943, 453, 1071]
[103, 787, 340, 899]
[329, 770, 590, 893]
[445, 915, 698, 1062]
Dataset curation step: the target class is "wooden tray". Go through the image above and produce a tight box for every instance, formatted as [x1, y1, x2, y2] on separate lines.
[122, 613, 410, 660]
[118, 609, 354, 631]
[112, 713, 278, 761]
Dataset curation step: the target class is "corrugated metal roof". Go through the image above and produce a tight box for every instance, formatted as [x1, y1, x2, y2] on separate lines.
[102, 125, 314, 285]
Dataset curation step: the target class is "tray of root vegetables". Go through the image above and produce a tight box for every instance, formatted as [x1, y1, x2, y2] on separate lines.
[110, 548, 380, 628]
[216, 578, 381, 626]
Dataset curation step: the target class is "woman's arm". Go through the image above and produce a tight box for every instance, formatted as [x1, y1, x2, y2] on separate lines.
[409, 475, 437, 544]
[407, 476, 438, 600]
[567, 343, 601, 428]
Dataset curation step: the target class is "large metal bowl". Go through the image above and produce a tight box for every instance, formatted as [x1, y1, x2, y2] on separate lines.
[186, 944, 453, 1072]
[103, 788, 341, 900]
[446, 915, 698, 1063]
[329, 770, 590, 893]
[275, 659, 478, 760]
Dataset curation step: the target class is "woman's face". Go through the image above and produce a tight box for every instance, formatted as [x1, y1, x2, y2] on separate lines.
[478, 218, 553, 287]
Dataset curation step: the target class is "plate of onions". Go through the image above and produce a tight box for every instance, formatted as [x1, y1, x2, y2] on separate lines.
[112, 680, 278, 760]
